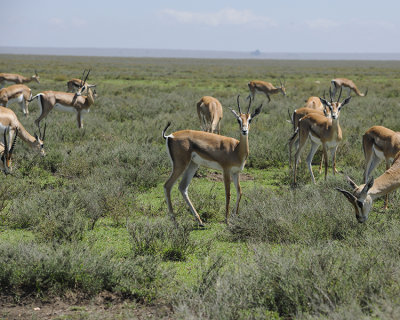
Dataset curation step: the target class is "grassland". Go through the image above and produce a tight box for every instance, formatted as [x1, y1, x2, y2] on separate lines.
[1, 54, 400, 319]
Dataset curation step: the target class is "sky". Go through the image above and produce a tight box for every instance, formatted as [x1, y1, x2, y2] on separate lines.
[1, 0, 400, 53]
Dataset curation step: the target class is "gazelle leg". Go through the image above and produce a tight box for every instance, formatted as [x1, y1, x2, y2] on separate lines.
[164, 161, 189, 226]
[223, 170, 231, 224]
[318, 151, 324, 174]
[178, 161, 204, 226]
[306, 141, 320, 184]
[331, 146, 338, 175]
[232, 172, 242, 217]
[384, 159, 391, 209]
[293, 136, 307, 185]
[365, 154, 382, 183]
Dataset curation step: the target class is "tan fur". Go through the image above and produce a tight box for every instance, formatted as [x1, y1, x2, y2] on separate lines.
[163, 101, 263, 226]
[0, 106, 44, 156]
[304, 96, 324, 110]
[32, 88, 95, 129]
[247, 80, 286, 102]
[0, 72, 40, 87]
[0, 84, 32, 115]
[196, 96, 223, 134]
[331, 78, 367, 96]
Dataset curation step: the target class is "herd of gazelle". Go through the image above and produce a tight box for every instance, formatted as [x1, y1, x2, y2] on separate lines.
[165, 77, 400, 226]
[0, 69, 95, 173]
[0, 70, 397, 225]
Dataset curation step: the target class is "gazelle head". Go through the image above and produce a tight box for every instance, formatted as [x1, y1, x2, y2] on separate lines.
[319, 87, 351, 120]
[32, 70, 40, 84]
[229, 95, 263, 136]
[336, 177, 374, 223]
[279, 79, 287, 97]
[1, 127, 18, 174]
[34, 123, 46, 157]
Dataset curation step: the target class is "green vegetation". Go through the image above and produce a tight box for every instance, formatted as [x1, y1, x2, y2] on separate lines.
[1, 55, 400, 319]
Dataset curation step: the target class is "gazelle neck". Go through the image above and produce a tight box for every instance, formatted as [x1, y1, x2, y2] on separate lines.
[369, 158, 400, 200]
[17, 123, 36, 145]
[237, 132, 249, 161]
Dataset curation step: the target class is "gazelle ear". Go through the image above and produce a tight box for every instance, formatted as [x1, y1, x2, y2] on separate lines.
[319, 97, 329, 106]
[229, 107, 240, 119]
[340, 96, 351, 107]
[251, 103, 263, 119]
[346, 176, 358, 190]
[335, 187, 357, 203]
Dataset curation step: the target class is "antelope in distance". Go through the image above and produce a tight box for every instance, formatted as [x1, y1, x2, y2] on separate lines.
[163, 96, 263, 226]
[247, 79, 286, 102]
[0, 84, 33, 116]
[196, 96, 223, 134]
[30, 70, 96, 129]
[331, 78, 368, 97]
[0, 126, 18, 174]
[67, 78, 96, 94]
[290, 88, 351, 184]
[0, 71, 40, 88]
[336, 154, 400, 223]
[303, 96, 324, 110]
[362, 126, 400, 209]
[0, 106, 45, 157]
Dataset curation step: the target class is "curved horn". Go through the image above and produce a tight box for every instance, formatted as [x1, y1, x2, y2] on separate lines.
[236, 95, 242, 114]
[83, 69, 91, 86]
[329, 87, 333, 103]
[247, 95, 252, 113]
[80, 69, 87, 87]
[34, 70, 38, 76]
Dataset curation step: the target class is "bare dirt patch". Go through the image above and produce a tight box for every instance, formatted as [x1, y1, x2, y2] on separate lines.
[0, 293, 173, 320]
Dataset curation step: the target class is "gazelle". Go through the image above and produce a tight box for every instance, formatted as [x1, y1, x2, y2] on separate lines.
[0, 126, 18, 174]
[336, 155, 400, 223]
[290, 88, 351, 184]
[0, 71, 40, 88]
[362, 125, 400, 209]
[304, 96, 324, 110]
[30, 70, 96, 129]
[0, 84, 33, 116]
[196, 96, 223, 134]
[163, 96, 263, 226]
[67, 78, 96, 93]
[331, 78, 368, 97]
[247, 79, 286, 102]
[0, 106, 45, 156]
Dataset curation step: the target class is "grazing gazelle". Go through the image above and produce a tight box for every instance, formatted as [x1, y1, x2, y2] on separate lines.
[30, 70, 96, 129]
[362, 126, 400, 209]
[0, 106, 45, 156]
[196, 96, 223, 134]
[0, 126, 18, 174]
[0, 84, 33, 116]
[247, 79, 286, 102]
[290, 88, 351, 184]
[336, 154, 400, 222]
[163, 96, 263, 226]
[331, 78, 368, 97]
[0, 71, 40, 88]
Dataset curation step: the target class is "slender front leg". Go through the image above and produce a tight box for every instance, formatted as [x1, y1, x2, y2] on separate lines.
[384, 159, 391, 209]
[223, 170, 231, 224]
[306, 141, 320, 184]
[232, 172, 242, 217]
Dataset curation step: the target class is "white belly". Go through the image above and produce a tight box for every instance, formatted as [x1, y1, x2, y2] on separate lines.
[191, 152, 223, 171]
[6, 94, 23, 106]
[309, 133, 322, 145]
[54, 103, 77, 113]
[325, 140, 338, 149]
[372, 144, 385, 160]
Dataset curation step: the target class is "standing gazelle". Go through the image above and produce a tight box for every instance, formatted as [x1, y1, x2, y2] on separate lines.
[331, 78, 368, 97]
[0, 84, 33, 116]
[290, 88, 351, 184]
[163, 96, 263, 226]
[362, 126, 400, 209]
[247, 79, 286, 102]
[0, 71, 40, 88]
[30, 70, 95, 129]
[196, 96, 223, 134]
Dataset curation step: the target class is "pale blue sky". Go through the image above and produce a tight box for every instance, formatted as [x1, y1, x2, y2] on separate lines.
[2, 0, 399, 53]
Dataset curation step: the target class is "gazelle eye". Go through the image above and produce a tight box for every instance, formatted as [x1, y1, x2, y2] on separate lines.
[356, 200, 364, 209]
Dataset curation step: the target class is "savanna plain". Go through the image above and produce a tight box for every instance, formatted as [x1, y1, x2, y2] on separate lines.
[1, 55, 400, 319]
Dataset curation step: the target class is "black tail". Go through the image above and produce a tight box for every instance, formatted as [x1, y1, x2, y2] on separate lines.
[288, 127, 299, 144]
[162, 122, 171, 140]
